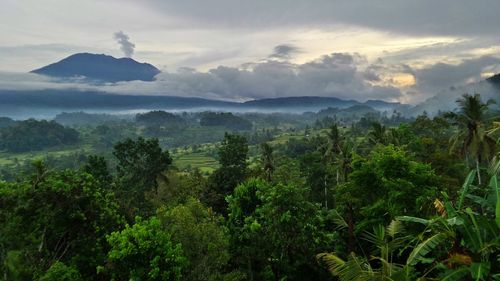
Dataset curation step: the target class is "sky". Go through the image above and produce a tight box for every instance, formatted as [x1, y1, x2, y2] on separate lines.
[1, 0, 500, 103]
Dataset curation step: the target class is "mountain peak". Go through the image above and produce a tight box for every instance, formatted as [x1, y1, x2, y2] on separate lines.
[487, 73, 500, 86]
[31, 53, 160, 82]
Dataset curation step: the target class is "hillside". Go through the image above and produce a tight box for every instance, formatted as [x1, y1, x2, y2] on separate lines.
[31, 53, 160, 82]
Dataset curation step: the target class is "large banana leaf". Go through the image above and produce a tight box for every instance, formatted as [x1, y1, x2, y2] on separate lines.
[396, 216, 429, 225]
[406, 233, 446, 266]
[489, 175, 500, 228]
[471, 262, 491, 281]
[440, 267, 469, 281]
[457, 171, 476, 210]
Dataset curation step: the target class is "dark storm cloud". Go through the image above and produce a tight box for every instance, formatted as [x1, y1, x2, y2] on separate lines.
[140, 0, 500, 36]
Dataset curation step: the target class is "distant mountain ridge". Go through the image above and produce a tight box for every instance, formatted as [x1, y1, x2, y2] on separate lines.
[409, 72, 500, 116]
[31, 53, 160, 82]
[0, 89, 407, 119]
[242, 96, 408, 112]
[487, 73, 500, 86]
[242, 96, 358, 109]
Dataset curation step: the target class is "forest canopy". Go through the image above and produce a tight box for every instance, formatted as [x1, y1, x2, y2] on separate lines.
[0, 94, 498, 280]
[0, 119, 79, 152]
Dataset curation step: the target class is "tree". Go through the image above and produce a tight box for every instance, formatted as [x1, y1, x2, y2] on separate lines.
[335, 145, 439, 253]
[218, 133, 249, 169]
[82, 155, 112, 187]
[40, 262, 83, 281]
[227, 179, 333, 281]
[367, 122, 389, 145]
[103, 217, 187, 281]
[200, 112, 252, 131]
[0, 167, 124, 280]
[157, 199, 232, 281]
[204, 133, 248, 214]
[0, 119, 79, 152]
[260, 142, 274, 181]
[113, 137, 172, 216]
[446, 93, 497, 184]
[135, 110, 185, 126]
[324, 123, 342, 161]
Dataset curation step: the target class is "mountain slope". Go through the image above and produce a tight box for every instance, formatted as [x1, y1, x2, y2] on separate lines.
[243, 96, 358, 108]
[411, 73, 500, 116]
[31, 53, 160, 82]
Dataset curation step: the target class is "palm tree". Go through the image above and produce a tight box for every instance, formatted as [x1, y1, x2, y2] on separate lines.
[368, 122, 388, 145]
[324, 123, 343, 162]
[319, 123, 345, 209]
[446, 93, 496, 184]
[260, 142, 274, 182]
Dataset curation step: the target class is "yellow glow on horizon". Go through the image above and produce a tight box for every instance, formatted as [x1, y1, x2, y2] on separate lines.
[288, 27, 459, 65]
[390, 73, 416, 87]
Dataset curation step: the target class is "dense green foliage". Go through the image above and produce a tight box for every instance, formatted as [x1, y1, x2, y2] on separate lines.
[227, 179, 334, 280]
[103, 217, 187, 281]
[0, 165, 123, 279]
[0, 119, 79, 152]
[114, 137, 172, 217]
[136, 110, 185, 126]
[0, 94, 498, 280]
[204, 133, 249, 214]
[200, 112, 253, 131]
[157, 199, 232, 281]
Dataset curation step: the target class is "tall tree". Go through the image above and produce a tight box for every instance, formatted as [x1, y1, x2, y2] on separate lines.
[260, 142, 274, 182]
[203, 133, 248, 214]
[368, 122, 389, 145]
[446, 93, 496, 184]
[325, 123, 342, 161]
[113, 137, 172, 216]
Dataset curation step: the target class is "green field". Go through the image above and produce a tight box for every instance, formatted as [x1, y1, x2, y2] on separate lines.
[173, 152, 219, 173]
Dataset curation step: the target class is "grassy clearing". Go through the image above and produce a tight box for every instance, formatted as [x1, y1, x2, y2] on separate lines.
[173, 152, 219, 173]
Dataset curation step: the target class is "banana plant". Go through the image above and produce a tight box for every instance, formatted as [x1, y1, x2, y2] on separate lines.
[398, 171, 500, 280]
[318, 172, 500, 280]
[317, 220, 446, 280]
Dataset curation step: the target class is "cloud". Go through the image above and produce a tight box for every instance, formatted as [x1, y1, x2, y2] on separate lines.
[1, 50, 498, 107]
[268, 44, 300, 61]
[411, 81, 500, 115]
[99, 52, 402, 102]
[0, 71, 98, 92]
[139, 0, 500, 37]
[113, 31, 135, 57]
[0, 51, 402, 102]
[411, 55, 500, 95]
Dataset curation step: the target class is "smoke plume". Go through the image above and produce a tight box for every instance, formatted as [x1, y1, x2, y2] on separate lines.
[113, 31, 135, 57]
